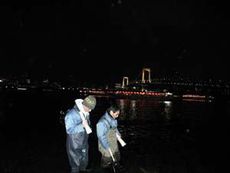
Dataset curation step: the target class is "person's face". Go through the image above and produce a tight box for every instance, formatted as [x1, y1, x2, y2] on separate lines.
[110, 110, 120, 119]
[83, 105, 92, 113]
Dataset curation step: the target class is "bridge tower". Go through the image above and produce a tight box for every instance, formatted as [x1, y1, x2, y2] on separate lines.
[141, 68, 151, 83]
[122, 76, 129, 88]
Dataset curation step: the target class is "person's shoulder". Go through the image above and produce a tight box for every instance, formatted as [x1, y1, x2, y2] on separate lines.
[98, 113, 106, 121]
[66, 108, 79, 116]
[65, 108, 73, 114]
[97, 117, 103, 123]
[97, 117, 105, 125]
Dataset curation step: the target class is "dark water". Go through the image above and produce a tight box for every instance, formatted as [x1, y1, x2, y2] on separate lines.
[0, 90, 230, 173]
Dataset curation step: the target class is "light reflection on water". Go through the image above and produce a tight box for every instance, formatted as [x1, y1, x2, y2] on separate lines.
[0, 92, 229, 173]
[117, 98, 165, 121]
[105, 97, 221, 172]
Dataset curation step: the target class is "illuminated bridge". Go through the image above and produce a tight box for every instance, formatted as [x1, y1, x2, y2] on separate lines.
[119, 68, 230, 97]
[79, 67, 229, 101]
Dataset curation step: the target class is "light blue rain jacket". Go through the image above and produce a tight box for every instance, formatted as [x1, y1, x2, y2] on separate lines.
[65, 106, 86, 134]
[96, 112, 120, 150]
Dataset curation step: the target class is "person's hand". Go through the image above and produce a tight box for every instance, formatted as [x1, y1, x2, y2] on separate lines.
[112, 161, 119, 167]
[82, 119, 89, 128]
[81, 119, 92, 134]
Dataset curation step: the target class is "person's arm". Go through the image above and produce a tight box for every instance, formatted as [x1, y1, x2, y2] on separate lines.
[96, 122, 109, 149]
[65, 112, 84, 134]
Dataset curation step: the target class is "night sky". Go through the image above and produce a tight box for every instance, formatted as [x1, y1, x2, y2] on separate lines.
[0, 0, 229, 85]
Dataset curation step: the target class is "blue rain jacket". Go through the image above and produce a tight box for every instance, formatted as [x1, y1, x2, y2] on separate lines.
[64, 102, 91, 172]
[65, 106, 86, 134]
[96, 112, 120, 150]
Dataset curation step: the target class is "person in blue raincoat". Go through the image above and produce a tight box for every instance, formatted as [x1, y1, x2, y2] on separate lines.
[64, 95, 96, 173]
[96, 104, 122, 169]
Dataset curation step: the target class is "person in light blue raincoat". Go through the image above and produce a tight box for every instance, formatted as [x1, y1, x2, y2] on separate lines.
[96, 104, 122, 169]
[64, 95, 96, 173]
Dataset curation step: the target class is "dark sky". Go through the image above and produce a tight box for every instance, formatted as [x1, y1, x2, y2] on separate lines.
[0, 0, 229, 85]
